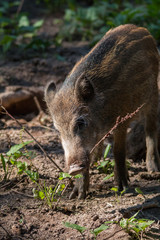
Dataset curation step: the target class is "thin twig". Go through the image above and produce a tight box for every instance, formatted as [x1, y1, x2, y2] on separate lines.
[34, 96, 42, 113]
[1, 105, 63, 172]
[90, 104, 145, 154]
[16, 0, 25, 15]
[56, 179, 71, 207]
[11, 189, 34, 198]
[121, 201, 160, 216]
[0, 223, 11, 238]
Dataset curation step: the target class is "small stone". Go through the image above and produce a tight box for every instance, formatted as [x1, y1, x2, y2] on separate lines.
[11, 224, 21, 236]
[93, 215, 99, 221]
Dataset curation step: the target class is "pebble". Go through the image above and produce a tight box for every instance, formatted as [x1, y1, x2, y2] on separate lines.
[11, 224, 21, 236]
[92, 215, 99, 221]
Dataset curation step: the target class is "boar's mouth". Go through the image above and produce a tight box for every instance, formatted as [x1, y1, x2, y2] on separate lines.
[69, 164, 86, 175]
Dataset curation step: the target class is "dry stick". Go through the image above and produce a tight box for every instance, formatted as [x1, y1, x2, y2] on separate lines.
[55, 180, 71, 208]
[121, 201, 160, 215]
[34, 96, 42, 113]
[90, 104, 145, 154]
[0, 223, 11, 238]
[1, 105, 63, 172]
[16, 0, 25, 15]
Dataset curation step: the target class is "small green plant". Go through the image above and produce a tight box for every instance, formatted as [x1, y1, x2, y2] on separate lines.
[63, 221, 110, 240]
[0, 134, 82, 208]
[111, 187, 125, 203]
[63, 222, 86, 238]
[0, 140, 37, 181]
[33, 172, 83, 208]
[96, 144, 114, 180]
[135, 187, 146, 200]
[90, 223, 110, 239]
[33, 172, 70, 208]
[63, 214, 154, 240]
[119, 211, 154, 239]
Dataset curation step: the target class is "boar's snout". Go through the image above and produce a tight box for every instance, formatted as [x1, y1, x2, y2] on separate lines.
[67, 151, 90, 176]
[69, 163, 86, 175]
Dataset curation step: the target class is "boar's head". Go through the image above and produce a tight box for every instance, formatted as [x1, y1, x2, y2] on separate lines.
[45, 73, 103, 175]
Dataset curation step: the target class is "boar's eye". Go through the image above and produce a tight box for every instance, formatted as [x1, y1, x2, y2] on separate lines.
[74, 117, 87, 134]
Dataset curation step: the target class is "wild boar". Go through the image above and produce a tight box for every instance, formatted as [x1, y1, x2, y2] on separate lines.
[45, 24, 160, 199]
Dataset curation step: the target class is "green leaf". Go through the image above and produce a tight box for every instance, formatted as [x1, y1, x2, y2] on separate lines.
[59, 183, 65, 191]
[23, 151, 36, 159]
[103, 172, 114, 180]
[0, 35, 16, 52]
[104, 144, 111, 159]
[120, 218, 128, 229]
[16, 161, 28, 174]
[25, 170, 39, 182]
[59, 172, 71, 180]
[33, 188, 45, 199]
[7, 141, 33, 156]
[129, 211, 139, 221]
[97, 160, 108, 169]
[63, 222, 86, 234]
[38, 190, 45, 200]
[135, 187, 144, 195]
[138, 220, 154, 230]
[111, 187, 118, 192]
[92, 224, 109, 237]
[33, 19, 44, 28]
[1, 154, 6, 172]
[18, 15, 30, 27]
[74, 174, 83, 179]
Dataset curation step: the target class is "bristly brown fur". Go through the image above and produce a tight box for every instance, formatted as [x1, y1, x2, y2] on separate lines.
[45, 24, 160, 199]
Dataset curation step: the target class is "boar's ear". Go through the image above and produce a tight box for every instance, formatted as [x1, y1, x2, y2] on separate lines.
[45, 81, 56, 103]
[75, 74, 94, 102]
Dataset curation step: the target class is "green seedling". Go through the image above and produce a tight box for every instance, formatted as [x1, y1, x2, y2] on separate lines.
[135, 187, 146, 200]
[33, 180, 65, 208]
[90, 224, 109, 239]
[63, 214, 154, 240]
[111, 187, 125, 204]
[63, 222, 86, 238]
[119, 211, 154, 239]
[0, 140, 37, 181]
[63, 221, 110, 240]
[96, 144, 114, 181]
[97, 144, 113, 171]
[33, 172, 83, 208]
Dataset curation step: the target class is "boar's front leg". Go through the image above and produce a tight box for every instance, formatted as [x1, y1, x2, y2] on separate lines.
[69, 168, 89, 199]
[113, 126, 129, 192]
[145, 108, 160, 172]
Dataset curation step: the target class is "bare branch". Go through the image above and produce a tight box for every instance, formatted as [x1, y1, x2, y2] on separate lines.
[1, 105, 63, 173]
[90, 104, 145, 154]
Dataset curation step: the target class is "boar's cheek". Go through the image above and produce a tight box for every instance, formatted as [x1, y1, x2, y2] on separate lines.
[75, 76, 94, 102]
[45, 81, 56, 105]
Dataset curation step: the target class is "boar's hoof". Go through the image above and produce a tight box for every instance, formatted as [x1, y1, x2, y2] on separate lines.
[69, 172, 89, 199]
[69, 186, 86, 200]
[69, 189, 78, 199]
[146, 157, 160, 173]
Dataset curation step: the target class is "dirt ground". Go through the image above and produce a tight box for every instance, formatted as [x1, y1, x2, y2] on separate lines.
[0, 2, 160, 240]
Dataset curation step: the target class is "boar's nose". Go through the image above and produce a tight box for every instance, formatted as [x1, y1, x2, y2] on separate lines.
[69, 163, 86, 175]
